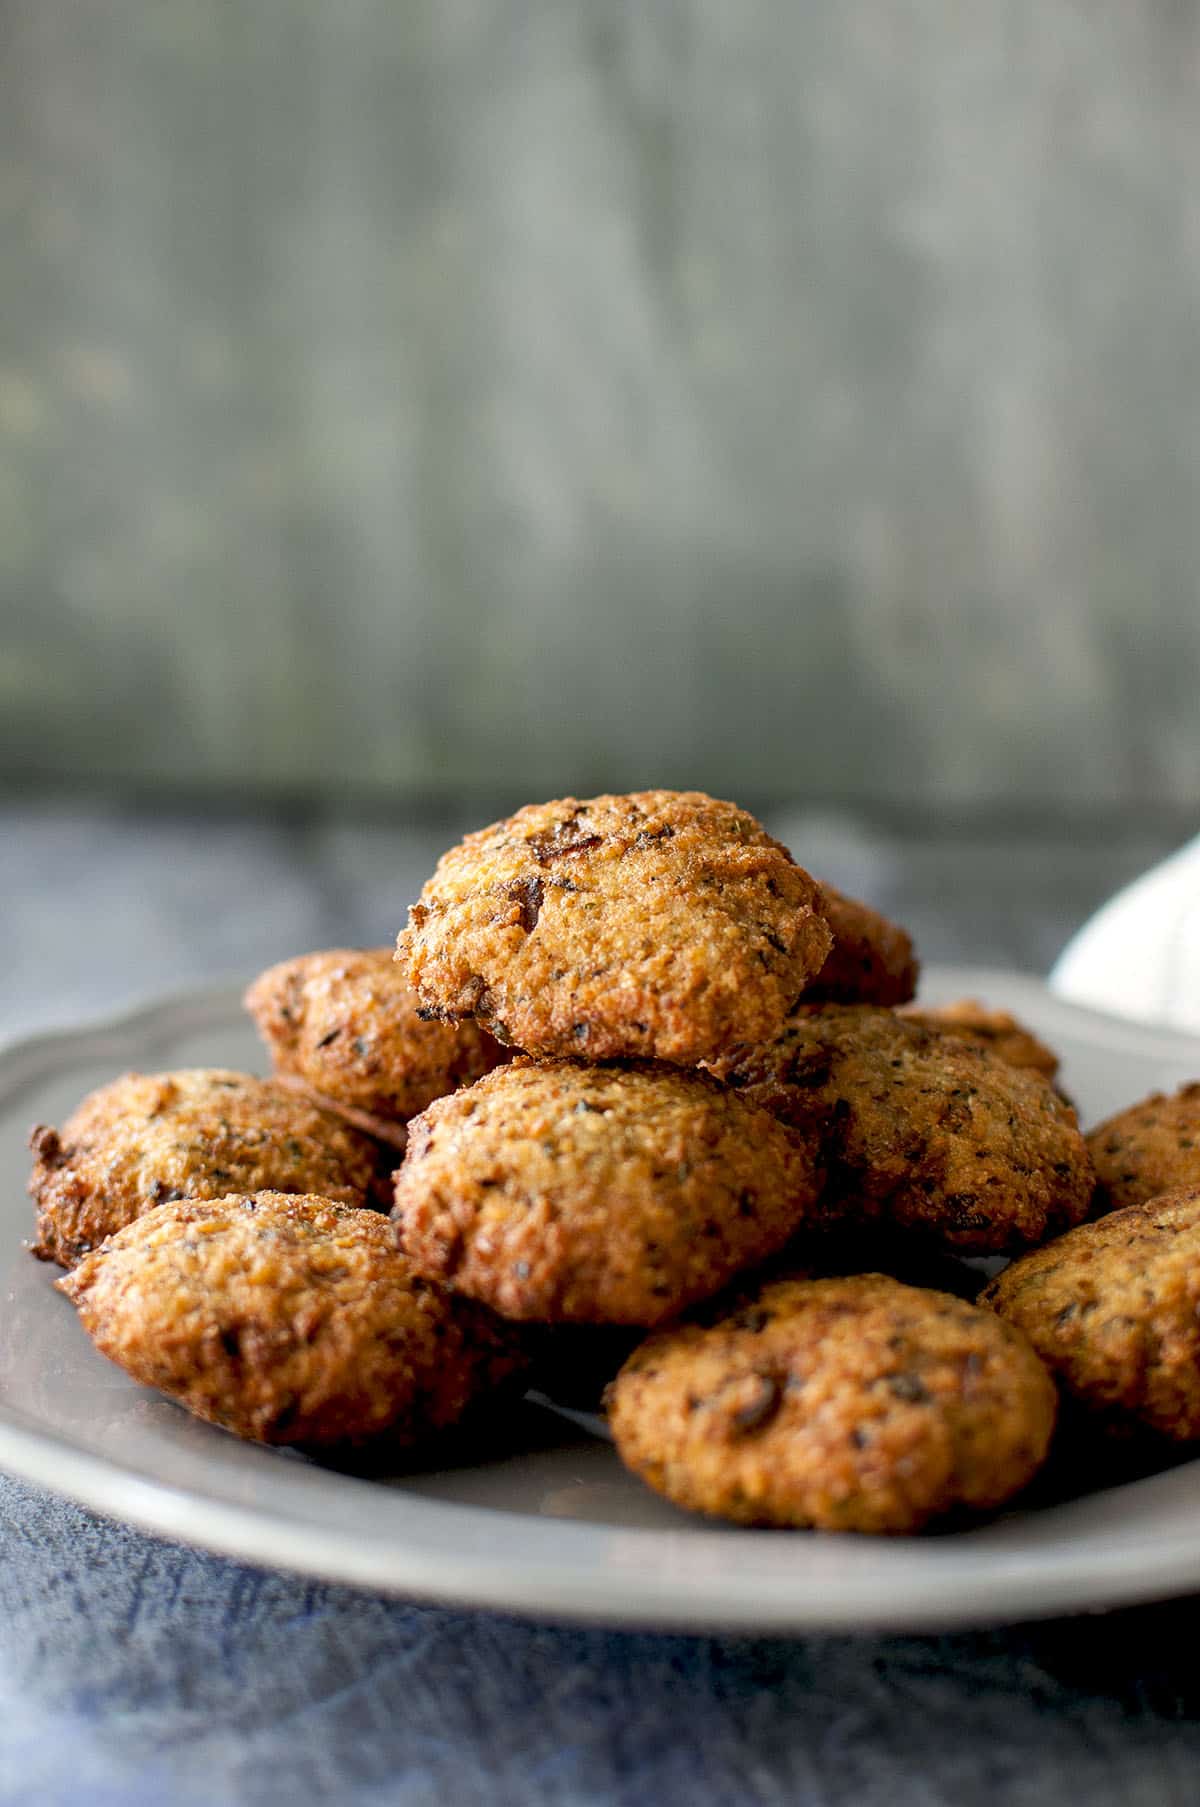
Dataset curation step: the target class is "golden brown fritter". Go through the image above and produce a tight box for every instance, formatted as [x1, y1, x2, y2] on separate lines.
[898, 999, 1060, 1082]
[804, 887, 918, 1006]
[607, 1273, 1056, 1531]
[981, 1188, 1200, 1440]
[244, 948, 507, 1148]
[28, 1070, 385, 1269]
[1086, 1085, 1200, 1216]
[396, 791, 832, 1066]
[391, 1057, 832, 1326]
[58, 1192, 527, 1448]
[708, 1006, 1092, 1255]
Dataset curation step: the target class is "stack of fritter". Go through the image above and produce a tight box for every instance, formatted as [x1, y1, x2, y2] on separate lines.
[33, 789, 1200, 1535]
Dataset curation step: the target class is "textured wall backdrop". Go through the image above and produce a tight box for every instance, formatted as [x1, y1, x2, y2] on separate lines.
[2, 0, 1199, 806]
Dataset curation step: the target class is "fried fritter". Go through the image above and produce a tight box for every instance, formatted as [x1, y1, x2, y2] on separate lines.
[607, 1273, 1056, 1531]
[981, 1188, 1200, 1440]
[58, 1192, 526, 1448]
[244, 948, 507, 1148]
[899, 998, 1060, 1082]
[29, 1069, 385, 1269]
[708, 1006, 1092, 1254]
[391, 1057, 832, 1326]
[1086, 1085, 1200, 1216]
[396, 791, 832, 1066]
[804, 887, 918, 1006]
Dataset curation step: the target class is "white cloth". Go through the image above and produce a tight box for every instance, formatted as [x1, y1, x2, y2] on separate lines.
[1049, 835, 1200, 1032]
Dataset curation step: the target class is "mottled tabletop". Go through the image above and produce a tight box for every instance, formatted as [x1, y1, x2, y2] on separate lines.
[2, 795, 1197, 1807]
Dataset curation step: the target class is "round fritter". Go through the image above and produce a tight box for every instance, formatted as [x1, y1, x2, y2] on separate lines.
[396, 791, 832, 1066]
[804, 887, 918, 1006]
[391, 1057, 831, 1326]
[980, 1188, 1200, 1440]
[708, 1006, 1092, 1255]
[607, 1274, 1056, 1531]
[244, 948, 507, 1148]
[898, 999, 1060, 1082]
[28, 1069, 385, 1269]
[1086, 1085, 1200, 1216]
[58, 1192, 526, 1448]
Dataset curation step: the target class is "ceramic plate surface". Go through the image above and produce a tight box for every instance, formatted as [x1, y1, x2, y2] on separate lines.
[4, 969, 1200, 1633]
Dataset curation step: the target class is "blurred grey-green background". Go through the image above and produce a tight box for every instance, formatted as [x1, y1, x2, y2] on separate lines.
[3, 0, 1199, 810]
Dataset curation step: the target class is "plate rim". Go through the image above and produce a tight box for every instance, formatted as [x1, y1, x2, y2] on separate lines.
[8, 1396, 1200, 1634]
[6, 967, 1200, 1634]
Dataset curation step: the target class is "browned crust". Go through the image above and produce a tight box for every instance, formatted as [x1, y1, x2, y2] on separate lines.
[396, 792, 833, 1066]
[244, 948, 507, 1137]
[804, 887, 919, 1006]
[980, 1186, 1200, 1440]
[898, 998, 1060, 1081]
[607, 1273, 1056, 1531]
[28, 1069, 384, 1269]
[707, 1006, 1093, 1255]
[391, 1057, 833, 1325]
[58, 1191, 527, 1448]
[1086, 1084, 1200, 1216]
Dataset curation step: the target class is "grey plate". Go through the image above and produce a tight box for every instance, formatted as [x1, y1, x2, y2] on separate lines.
[3, 968, 1200, 1634]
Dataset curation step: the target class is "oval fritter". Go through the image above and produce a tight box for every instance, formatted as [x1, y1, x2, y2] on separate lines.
[28, 1069, 385, 1269]
[607, 1273, 1056, 1532]
[245, 948, 507, 1147]
[1086, 1085, 1200, 1216]
[804, 887, 918, 1006]
[898, 998, 1060, 1082]
[396, 791, 832, 1066]
[58, 1192, 526, 1448]
[392, 1058, 831, 1325]
[981, 1188, 1200, 1440]
[708, 1006, 1092, 1255]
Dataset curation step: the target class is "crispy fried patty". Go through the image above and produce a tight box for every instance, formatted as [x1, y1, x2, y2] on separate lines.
[708, 1006, 1092, 1254]
[898, 999, 1060, 1082]
[392, 1057, 832, 1325]
[59, 1191, 527, 1447]
[29, 1069, 385, 1269]
[981, 1187, 1200, 1440]
[804, 887, 918, 1007]
[607, 1273, 1056, 1531]
[1086, 1085, 1200, 1216]
[245, 948, 507, 1146]
[397, 791, 832, 1066]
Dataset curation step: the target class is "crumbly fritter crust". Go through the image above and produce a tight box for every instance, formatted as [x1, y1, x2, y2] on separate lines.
[804, 887, 918, 1006]
[396, 792, 832, 1066]
[708, 1006, 1092, 1254]
[391, 1058, 831, 1325]
[607, 1273, 1056, 1531]
[980, 1187, 1200, 1440]
[898, 999, 1060, 1081]
[28, 1069, 384, 1269]
[58, 1192, 526, 1448]
[244, 948, 506, 1147]
[1086, 1085, 1200, 1216]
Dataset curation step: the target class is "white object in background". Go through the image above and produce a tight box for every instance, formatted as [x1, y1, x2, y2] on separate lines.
[1050, 835, 1200, 1033]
